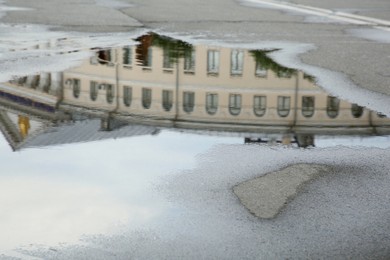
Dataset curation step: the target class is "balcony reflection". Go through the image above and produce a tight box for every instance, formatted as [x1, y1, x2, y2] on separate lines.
[0, 33, 389, 150]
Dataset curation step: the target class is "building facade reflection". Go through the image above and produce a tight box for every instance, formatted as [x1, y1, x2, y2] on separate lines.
[0, 33, 389, 149]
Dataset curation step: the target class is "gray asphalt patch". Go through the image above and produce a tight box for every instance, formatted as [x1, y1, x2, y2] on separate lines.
[234, 163, 330, 219]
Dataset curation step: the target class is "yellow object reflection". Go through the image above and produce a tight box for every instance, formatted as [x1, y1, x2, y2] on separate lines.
[18, 115, 30, 139]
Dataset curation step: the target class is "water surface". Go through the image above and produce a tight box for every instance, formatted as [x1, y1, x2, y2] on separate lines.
[0, 32, 389, 257]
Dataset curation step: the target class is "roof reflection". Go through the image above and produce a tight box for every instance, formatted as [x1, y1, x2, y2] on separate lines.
[0, 33, 389, 150]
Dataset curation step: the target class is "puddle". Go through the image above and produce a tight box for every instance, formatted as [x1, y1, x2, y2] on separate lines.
[1, 33, 389, 151]
[0, 33, 390, 257]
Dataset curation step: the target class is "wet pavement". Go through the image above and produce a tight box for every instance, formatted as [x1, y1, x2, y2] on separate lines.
[0, 1, 390, 259]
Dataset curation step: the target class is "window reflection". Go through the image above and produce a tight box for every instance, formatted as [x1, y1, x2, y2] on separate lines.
[106, 84, 114, 104]
[139, 47, 153, 68]
[146, 47, 153, 67]
[184, 49, 196, 73]
[123, 86, 132, 107]
[30, 75, 40, 88]
[277, 71, 292, 78]
[327, 96, 340, 118]
[163, 48, 174, 70]
[277, 96, 290, 117]
[255, 62, 267, 77]
[72, 79, 81, 98]
[207, 50, 219, 75]
[183, 92, 195, 113]
[98, 50, 111, 65]
[98, 50, 115, 66]
[206, 93, 218, 115]
[302, 96, 315, 118]
[17, 77, 27, 86]
[90, 56, 98, 65]
[231, 50, 244, 76]
[351, 103, 364, 118]
[142, 88, 152, 109]
[136, 34, 153, 68]
[162, 90, 173, 111]
[229, 94, 242, 116]
[90, 81, 98, 101]
[123, 46, 132, 67]
[377, 112, 387, 118]
[253, 95, 266, 117]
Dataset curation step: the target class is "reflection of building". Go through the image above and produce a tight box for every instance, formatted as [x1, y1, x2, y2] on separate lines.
[1, 34, 390, 149]
[0, 59, 66, 150]
[0, 89, 159, 150]
[0, 100, 63, 151]
[62, 34, 390, 134]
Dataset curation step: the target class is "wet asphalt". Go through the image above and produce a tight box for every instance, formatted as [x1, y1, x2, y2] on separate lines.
[1, 0, 390, 259]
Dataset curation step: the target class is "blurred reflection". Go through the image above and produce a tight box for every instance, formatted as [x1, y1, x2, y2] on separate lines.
[17, 115, 30, 138]
[1, 33, 389, 150]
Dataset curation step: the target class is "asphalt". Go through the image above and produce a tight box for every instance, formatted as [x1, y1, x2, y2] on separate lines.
[286, 0, 390, 20]
[233, 164, 330, 219]
[2, 0, 141, 30]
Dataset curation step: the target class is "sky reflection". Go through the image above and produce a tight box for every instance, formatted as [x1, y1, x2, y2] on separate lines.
[0, 131, 241, 251]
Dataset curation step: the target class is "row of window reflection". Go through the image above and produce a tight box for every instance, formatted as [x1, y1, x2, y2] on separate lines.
[72, 81, 366, 119]
[95, 47, 279, 78]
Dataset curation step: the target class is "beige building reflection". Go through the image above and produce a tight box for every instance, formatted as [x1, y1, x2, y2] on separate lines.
[62, 35, 390, 144]
[1, 34, 389, 149]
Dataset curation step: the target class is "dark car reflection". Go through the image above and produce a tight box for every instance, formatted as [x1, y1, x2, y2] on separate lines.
[0, 33, 389, 150]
